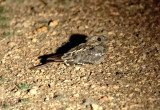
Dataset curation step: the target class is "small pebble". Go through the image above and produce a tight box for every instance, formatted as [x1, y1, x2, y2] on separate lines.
[32, 38, 38, 43]
[23, 22, 30, 28]
[91, 103, 103, 110]
[74, 66, 81, 71]
[15, 90, 21, 96]
[108, 31, 114, 35]
[119, 32, 124, 36]
[74, 93, 79, 97]
[113, 85, 119, 90]
[49, 20, 59, 27]
[51, 31, 57, 35]
[101, 96, 108, 101]
[29, 86, 38, 95]
[37, 26, 47, 32]
[8, 42, 16, 48]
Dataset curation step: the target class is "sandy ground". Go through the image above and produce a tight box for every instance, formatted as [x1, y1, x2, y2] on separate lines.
[0, 0, 160, 110]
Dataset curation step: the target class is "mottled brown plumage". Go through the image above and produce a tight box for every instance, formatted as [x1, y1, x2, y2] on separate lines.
[61, 36, 107, 66]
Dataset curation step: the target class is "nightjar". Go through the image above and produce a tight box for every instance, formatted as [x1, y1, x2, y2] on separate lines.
[49, 36, 107, 66]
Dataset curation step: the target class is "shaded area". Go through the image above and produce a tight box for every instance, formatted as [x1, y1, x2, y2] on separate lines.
[30, 34, 88, 68]
[55, 34, 87, 55]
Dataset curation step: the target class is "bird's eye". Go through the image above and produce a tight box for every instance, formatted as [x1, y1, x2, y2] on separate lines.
[97, 37, 101, 41]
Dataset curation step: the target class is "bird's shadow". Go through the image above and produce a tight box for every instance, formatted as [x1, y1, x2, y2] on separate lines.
[30, 34, 87, 69]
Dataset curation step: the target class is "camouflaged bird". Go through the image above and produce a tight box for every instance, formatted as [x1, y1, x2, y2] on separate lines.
[50, 36, 107, 66]
[30, 36, 107, 69]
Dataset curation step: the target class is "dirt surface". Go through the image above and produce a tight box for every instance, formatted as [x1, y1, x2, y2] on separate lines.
[0, 0, 160, 110]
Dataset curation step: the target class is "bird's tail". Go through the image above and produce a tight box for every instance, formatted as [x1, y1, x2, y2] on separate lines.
[29, 54, 63, 69]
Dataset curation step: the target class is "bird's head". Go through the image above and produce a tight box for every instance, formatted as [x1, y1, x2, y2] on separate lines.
[86, 36, 106, 45]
